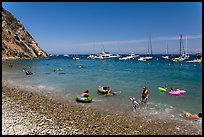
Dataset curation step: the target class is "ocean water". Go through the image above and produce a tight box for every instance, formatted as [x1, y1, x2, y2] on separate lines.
[2, 54, 202, 126]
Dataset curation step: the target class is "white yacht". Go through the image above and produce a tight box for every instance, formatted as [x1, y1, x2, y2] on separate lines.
[119, 52, 139, 60]
[138, 57, 147, 62]
[87, 54, 97, 59]
[64, 54, 69, 57]
[186, 53, 202, 63]
[95, 51, 120, 59]
[186, 59, 202, 63]
[161, 44, 170, 59]
[73, 57, 80, 60]
[161, 55, 169, 59]
[142, 56, 152, 60]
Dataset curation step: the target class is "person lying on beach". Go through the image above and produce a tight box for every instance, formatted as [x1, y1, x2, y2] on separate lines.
[184, 112, 202, 119]
[141, 86, 149, 104]
[130, 97, 139, 111]
[80, 90, 89, 97]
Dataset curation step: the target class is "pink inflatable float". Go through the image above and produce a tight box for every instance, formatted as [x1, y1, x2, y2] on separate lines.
[177, 90, 186, 94]
[169, 90, 186, 95]
[169, 91, 180, 95]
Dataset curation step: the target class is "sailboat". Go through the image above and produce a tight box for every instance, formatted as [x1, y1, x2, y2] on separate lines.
[172, 34, 188, 62]
[138, 33, 153, 61]
[88, 41, 97, 59]
[161, 43, 169, 59]
[184, 35, 190, 59]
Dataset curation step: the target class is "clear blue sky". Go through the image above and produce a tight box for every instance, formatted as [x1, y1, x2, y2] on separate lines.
[3, 2, 202, 54]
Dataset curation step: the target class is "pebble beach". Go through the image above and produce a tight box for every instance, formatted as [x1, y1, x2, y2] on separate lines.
[2, 81, 202, 135]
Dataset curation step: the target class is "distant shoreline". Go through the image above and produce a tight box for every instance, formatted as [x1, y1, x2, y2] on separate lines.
[2, 79, 202, 135]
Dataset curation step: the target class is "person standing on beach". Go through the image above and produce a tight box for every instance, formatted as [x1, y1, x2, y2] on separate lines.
[141, 86, 149, 104]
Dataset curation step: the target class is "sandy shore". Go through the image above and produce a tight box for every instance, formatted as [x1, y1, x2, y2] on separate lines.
[2, 81, 202, 135]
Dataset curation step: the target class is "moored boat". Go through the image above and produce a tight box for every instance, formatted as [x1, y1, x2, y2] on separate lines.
[138, 57, 147, 62]
[119, 52, 139, 60]
[73, 57, 80, 60]
[87, 54, 97, 59]
[186, 53, 202, 63]
[172, 34, 189, 62]
[186, 59, 202, 63]
[95, 51, 120, 59]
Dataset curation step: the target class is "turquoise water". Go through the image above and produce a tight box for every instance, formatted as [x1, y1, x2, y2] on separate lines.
[2, 55, 202, 124]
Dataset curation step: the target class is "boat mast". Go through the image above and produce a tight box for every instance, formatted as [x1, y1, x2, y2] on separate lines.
[179, 34, 185, 56]
[102, 43, 105, 52]
[182, 35, 185, 55]
[179, 34, 181, 56]
[147, 34, 149, 55]
[186, 35, 188, 56]
[148, 33, 152, 56]
[93, 40, 95, 54]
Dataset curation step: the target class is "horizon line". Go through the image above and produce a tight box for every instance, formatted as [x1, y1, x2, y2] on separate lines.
[78, 34, 202, 46]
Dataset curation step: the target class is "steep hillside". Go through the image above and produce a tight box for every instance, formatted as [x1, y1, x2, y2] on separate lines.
[2, 7, 48, 60]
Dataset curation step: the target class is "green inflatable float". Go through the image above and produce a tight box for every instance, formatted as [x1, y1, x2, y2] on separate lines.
[158, 87, 167, 92]
[76, 96, 92, 103]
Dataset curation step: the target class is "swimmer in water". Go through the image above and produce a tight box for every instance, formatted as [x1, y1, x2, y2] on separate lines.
[184, 112, 202, 119]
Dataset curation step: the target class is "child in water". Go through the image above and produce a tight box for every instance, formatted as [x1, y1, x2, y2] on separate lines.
[176, 88, 180, 91]
[170, 88, 175, 92]
[130, 97, 139, 112]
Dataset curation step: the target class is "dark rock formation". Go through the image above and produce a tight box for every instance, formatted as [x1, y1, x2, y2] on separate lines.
[2, 7, 48, 60]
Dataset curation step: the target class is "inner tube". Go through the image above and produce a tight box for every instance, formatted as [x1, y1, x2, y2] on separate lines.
[97, 86, 112, 94]
[177, 90, 186, 94]
[76, 96, 92, 103]
[158, 87, 167, 92]
[169, 91, 180, 95]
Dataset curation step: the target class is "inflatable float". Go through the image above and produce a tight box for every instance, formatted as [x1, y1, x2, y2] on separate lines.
[169, 91, 180, 95]
[158, 87, 167, 92]
[169, 90, 186, 95]
[177, 90, 186, 94]
[97, 86, 112, 94]
[76, 96, 92, 103]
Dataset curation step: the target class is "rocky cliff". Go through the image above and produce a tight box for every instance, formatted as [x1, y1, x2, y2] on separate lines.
[2, 7, 48, 60]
